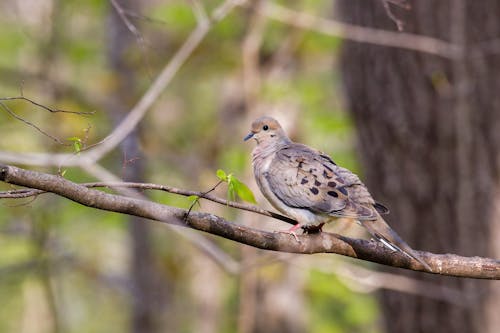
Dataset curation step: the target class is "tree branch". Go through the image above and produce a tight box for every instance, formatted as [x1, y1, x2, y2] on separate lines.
[0, 164, 499, 279]
[257, 2, 461, 59]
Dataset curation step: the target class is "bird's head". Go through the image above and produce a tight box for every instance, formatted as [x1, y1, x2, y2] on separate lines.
[244, 116, 290, 145]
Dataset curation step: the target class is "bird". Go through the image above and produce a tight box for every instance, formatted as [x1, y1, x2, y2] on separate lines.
[244, 116, 431, 270]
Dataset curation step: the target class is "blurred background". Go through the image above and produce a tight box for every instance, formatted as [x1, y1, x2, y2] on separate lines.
[0, 0, 499, 332]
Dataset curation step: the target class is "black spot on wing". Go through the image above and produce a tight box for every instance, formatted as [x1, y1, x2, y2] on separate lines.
[301, 178, 309, 185]
[310, 187, 319, 195]
[327, 191, 338, 198]
[314, 179, 321, 186]
[327, 181, 336, 187]
[323, 169, 333, 179]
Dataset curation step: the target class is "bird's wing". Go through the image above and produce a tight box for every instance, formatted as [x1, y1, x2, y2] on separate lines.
[266, 143, 385, 220]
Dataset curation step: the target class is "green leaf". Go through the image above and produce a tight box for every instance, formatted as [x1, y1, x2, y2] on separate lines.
[216, 169, 228, 181]
[187, 195, 199, 202]
[233, 180, 257, 204]
[73, 142, 81, 153]
[67, 136, 82, 153]
[187, 195, 200, 208]
[227, 174, 257, 204]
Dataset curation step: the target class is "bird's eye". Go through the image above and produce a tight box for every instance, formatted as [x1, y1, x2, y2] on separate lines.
[263, 125, 269, 131]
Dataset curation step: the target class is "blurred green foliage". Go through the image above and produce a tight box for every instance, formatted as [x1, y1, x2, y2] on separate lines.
[308, 269, 380, 333]
[0, 1, 381, 332]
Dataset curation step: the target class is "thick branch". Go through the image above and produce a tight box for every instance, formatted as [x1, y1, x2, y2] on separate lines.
[0, 164, 499, 279]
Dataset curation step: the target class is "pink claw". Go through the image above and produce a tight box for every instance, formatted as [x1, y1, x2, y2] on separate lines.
[286, 224, 302, 242]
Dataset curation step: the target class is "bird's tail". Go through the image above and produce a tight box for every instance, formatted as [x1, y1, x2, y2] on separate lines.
[361, 216, 431, 271]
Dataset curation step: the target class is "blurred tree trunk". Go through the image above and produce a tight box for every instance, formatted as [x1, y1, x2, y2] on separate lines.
[337, 1, 500, 332]
[107, 2, 168, 333]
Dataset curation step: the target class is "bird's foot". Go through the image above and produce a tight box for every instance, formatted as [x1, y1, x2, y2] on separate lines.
[286, 224, 302, 242]
[281, 223, 325, 242]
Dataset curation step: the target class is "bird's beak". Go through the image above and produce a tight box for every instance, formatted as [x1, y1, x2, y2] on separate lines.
[243, 132, 254, 141]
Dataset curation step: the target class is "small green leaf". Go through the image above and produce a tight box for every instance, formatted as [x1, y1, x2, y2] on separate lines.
[227, 174, 257, 204]
[216, 169, 228, 182]
[67, 136, 82, 153]
[187, 195, 200, 208]
[187, 195, 199, 202]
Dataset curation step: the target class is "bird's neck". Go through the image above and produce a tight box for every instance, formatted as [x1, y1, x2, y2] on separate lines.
[253, 138, 289, 158]
[251, 138, 291, 172]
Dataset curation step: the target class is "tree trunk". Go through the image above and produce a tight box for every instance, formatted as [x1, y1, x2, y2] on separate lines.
[107, 2, 169, 333]
[336, 1, 500, 332]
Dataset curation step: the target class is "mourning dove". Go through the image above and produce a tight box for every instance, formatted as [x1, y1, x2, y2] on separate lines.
[244, 116, 430, 270]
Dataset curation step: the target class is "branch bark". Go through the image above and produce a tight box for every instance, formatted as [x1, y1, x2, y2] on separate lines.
[1, 164, 499, 279]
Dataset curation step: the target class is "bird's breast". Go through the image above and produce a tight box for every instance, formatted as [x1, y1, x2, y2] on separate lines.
[251, 150, 324, 226]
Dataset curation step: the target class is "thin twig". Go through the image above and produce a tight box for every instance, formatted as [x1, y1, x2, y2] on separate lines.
[109, 0, 154, 79]
[0, 96, 95, 116]
[109, 0, 144, 42]
[0, 188, 43, 198]
[0, 180, 297, 225]
[0, 101, 69, 145]
[185, 179, 224, 220]
[0, 99, 109, 158]
[381, 0, 408, 31]
[120, 9, 170, 25]
[0, 95, 101, 152]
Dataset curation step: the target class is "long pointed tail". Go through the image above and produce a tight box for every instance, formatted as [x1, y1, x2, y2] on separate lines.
[361, 216, 431, 271]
